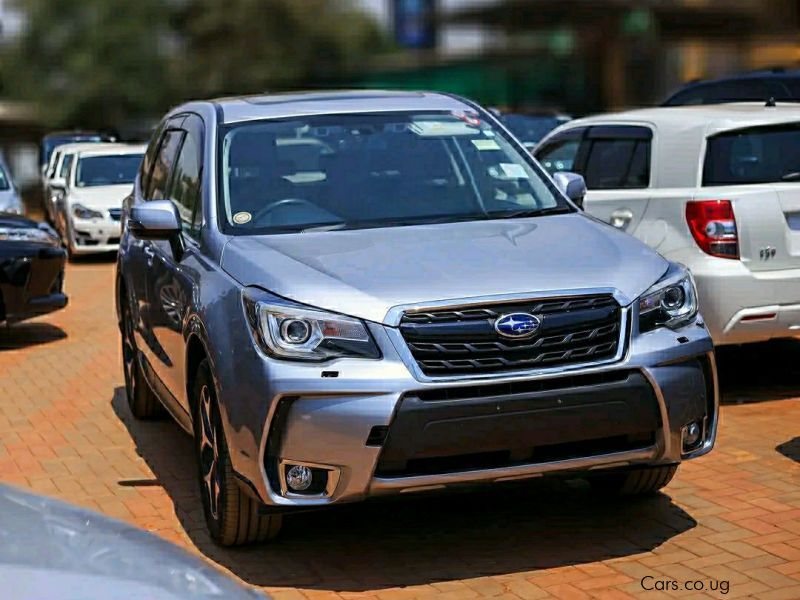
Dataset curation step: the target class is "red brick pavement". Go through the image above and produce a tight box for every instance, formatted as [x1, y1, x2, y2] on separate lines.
[0, 259, 799, 599]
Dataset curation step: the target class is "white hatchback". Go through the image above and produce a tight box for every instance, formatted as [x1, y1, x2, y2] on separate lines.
[535, 102, 800, 345]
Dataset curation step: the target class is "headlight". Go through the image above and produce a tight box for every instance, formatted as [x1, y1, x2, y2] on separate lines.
[243, 288, 380, 361]
[638, 265, 698, 332]
[0, 226, 59, 246]
[72, 203, 103, 220]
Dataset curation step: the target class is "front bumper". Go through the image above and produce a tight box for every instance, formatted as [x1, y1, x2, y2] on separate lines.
[0, 244, 68, 323]
[218, 309, 717, 509]
[68, 215, 121, 254]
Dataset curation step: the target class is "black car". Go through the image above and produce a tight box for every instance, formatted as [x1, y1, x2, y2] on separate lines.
[0, 214, 67, 324]
[663, 69, 800, 106]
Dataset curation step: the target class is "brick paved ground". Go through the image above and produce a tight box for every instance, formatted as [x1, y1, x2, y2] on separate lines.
[1, 259, 799, 599]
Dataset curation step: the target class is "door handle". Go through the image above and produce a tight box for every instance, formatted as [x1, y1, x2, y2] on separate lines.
[143, 245, 155, 267]
[610, 209, 634, 230]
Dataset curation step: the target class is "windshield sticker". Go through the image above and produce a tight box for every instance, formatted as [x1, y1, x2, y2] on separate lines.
[500, 163, 530, 179]
[472, 139, 501, 151]
[233, 211, 252, 225]
[451, 110, 482, 127]
[283, 171, 326, 184]
[410, 121, 480, 137]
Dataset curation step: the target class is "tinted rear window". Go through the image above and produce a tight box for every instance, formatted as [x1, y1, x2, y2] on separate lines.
[703, 124, 800, 186]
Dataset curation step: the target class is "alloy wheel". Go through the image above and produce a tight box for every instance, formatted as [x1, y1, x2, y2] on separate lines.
[198, 385, 221, 520]
[121, 300, 138, 404]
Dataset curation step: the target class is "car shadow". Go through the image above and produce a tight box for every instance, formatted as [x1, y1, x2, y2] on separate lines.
[67, 252, 118, 265]
[716, 338, 800, 405]
[776, 437, 799, 464]
[0, 322, 67, 350]
[112, 387, 697, 592]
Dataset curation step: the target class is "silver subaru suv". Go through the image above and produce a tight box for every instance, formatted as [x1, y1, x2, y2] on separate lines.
[116, 91, 718, 545]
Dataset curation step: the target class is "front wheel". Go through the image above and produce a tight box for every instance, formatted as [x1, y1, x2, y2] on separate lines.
[588, 465, 678, 496]
[120, 292, 162, 419]
[193, 359, 282, 546]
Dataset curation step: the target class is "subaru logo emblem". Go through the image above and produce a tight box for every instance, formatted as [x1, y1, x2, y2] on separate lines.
[494, 313, 542, 339]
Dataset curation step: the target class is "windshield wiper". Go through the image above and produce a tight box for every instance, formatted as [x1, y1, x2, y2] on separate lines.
[781, 171, 800, 181]
[486, 206, 574, 220]
[299, 222, 349, 233]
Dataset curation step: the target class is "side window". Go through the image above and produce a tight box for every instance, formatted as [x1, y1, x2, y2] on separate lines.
[167, 118, 204, 238]
[47, 152, 61, 178]
[140, 121, 167, 193]
[146, 130, 184, 200]
[582, 127, 651, 190]
[536, 139, 581, 174]
[58, 154, 73, 180]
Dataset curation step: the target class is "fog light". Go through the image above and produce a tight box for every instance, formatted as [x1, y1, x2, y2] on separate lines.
[286, 465, 313, 491]
[682, 421, 703, 451]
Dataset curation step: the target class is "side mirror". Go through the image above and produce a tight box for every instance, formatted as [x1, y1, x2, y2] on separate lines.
[128, 200, 181, 239]
[553, 171, 587, 209]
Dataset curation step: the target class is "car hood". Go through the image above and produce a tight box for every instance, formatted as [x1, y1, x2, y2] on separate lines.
[69, 184, 132, 210]
[0, 213, 38, 228]
[0, 484, 266, 599]
[221, 214, 669, 324]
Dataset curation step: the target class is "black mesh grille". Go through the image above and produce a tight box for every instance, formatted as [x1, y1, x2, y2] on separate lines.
[400, 295, 622, 376]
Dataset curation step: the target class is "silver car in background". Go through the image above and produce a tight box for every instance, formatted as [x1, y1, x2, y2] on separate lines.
[0, 154, 23, 215]
[116, 91, 718, 545]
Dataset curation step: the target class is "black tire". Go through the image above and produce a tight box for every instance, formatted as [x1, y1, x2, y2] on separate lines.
[589, 465, 678, 496]
[120, 291, 163, 419]
[193, 359, 282, 546]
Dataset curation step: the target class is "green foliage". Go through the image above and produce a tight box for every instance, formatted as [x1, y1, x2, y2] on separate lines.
[3, 0, 384, 129]
[5, 0, 174, 129]
[174, 0, 384, 98]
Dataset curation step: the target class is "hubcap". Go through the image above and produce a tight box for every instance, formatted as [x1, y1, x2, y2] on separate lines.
[198, 385, 221, 520]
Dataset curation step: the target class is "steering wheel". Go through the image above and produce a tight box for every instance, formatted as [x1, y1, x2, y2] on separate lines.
[250, 198, 319, 224]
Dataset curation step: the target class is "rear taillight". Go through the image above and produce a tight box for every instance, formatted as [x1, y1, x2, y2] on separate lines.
[685, 200, 739, 259]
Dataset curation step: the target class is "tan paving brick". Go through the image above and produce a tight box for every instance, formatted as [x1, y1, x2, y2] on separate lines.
[1, 261, 799, 599]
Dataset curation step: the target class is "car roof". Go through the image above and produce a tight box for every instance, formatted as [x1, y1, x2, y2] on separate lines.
[542, 102, 800, 188]
[75, 143, 146, 158]
[53, 141, 122, 155]
[563, 102, 800, 135]
[202, 90, 476, 124]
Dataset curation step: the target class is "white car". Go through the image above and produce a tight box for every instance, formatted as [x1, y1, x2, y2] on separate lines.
[58, 143, 145, 257]
[535, 102, 800, 346]
[43, 142, 120, 224]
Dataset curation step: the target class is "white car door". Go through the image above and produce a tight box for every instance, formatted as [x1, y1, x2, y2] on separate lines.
[537, 124, 654, 232]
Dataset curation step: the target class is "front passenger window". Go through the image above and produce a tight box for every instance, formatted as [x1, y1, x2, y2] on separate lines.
[167, 131, 202, 237]
[536, 139, 580, 175]
[146, 130, 184, 200]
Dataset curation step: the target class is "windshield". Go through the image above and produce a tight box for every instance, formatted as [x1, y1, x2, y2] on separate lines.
[75, 154, 142, 187]
[704, 124, 800, 185]
[219, 111, 568, 234]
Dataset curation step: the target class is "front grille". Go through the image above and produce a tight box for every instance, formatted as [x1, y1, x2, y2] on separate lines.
[400, 295, 622, 376]
[108, 208, 122, 221]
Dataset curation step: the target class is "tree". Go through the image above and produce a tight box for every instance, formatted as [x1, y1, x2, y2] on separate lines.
[4, 0, 175, 130]
[173, 0, 384, 99]
[2, 0, 384, 130]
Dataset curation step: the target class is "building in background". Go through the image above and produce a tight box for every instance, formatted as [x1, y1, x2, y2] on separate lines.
[358, 0, 800, 115]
